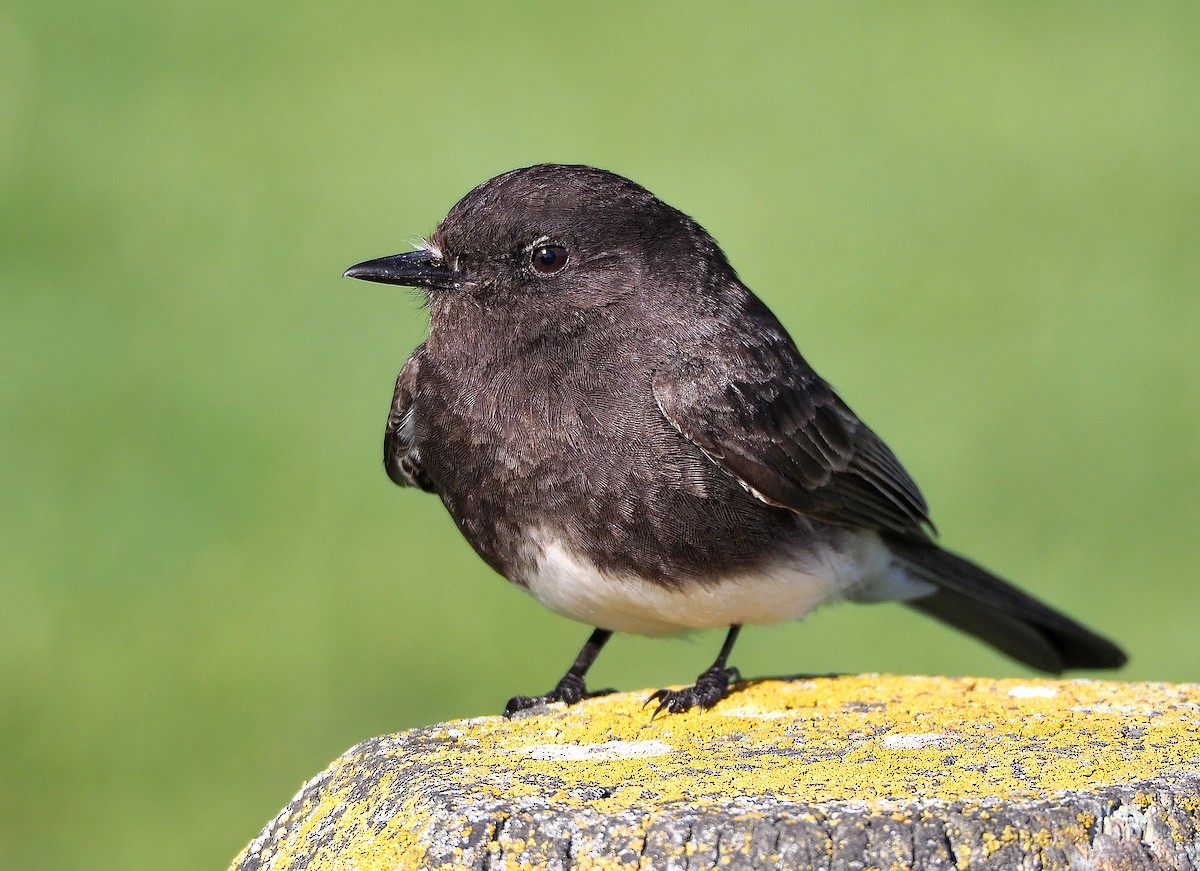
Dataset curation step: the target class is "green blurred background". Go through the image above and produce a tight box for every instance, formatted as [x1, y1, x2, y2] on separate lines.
[2, 2, 1197, 868]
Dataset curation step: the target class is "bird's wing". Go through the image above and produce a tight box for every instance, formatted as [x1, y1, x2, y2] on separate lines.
[384, 345, 436, 492]
[652, 347, 933, 539]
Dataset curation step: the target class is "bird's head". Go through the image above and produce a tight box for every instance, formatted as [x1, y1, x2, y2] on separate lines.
[344, 164, 735, 312]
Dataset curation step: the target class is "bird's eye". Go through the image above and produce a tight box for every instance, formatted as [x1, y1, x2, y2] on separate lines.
[530, 243, 569, 276]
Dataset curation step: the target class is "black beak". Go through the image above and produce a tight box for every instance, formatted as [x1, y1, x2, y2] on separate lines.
[342, 249, 463, 290]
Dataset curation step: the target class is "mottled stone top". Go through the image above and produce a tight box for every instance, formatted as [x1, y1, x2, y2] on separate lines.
[232, 675, 1200, 870]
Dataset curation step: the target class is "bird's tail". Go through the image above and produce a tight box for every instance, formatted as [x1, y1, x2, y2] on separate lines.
[884, 535, 1127, 673]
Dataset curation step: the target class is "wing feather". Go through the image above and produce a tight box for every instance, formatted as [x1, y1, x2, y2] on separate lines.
[384, 346, 436, 492]
[652, 345, 933, 540]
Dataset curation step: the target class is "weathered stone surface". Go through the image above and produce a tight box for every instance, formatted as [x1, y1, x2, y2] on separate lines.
[231, 675, 1200, 870]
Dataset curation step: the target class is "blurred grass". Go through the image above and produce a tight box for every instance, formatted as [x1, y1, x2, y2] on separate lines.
[1, 2, 1198, 868]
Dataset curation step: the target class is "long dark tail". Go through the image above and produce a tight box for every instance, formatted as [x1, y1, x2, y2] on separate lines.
[885, 535, 1127, 673]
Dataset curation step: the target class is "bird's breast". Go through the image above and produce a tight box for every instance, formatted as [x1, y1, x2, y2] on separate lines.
[411, 346, 816, 591]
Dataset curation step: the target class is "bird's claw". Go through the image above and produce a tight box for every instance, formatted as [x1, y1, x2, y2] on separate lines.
[503, 673, 615, 718]
[644, 665, 741, 719]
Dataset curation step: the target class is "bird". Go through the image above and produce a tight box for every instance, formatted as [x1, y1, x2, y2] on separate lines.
[343, 163, 1126, 718]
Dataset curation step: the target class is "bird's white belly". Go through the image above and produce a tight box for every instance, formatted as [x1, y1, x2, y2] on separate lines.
[521, 528, 921, 636]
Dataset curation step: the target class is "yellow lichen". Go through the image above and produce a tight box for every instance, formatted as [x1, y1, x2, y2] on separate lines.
[231, 675, 1200, 870]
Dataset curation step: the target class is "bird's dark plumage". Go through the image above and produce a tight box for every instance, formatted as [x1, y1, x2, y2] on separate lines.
[345, 163, 1125, 716]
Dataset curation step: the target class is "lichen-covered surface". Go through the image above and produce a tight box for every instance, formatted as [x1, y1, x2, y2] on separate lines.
[231, 675, 1200, 870]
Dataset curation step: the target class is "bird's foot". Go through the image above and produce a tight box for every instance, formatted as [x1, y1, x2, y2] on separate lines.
[503, 672, 615, 718]
[645, 665, 741, 718]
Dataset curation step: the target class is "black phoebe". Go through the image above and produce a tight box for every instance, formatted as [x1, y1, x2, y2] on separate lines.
[344, 164, 1126, 717]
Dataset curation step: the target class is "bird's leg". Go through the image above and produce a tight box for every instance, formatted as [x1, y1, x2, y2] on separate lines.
[503, 628, 615, 717]
[646, 625, 742, 717]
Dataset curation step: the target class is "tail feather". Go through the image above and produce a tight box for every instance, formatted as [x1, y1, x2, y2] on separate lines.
[884, 535, 1127, 673]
